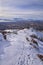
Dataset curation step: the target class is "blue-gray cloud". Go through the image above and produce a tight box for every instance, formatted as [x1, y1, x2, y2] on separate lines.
[0, 0, 43, 19]
[0, 0, 43, 10]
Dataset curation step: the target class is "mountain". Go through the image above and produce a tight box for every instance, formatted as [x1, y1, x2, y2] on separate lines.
[0, 18, 43, 22]
[0, 20, 43, 30]
[0, 28, 43, 65]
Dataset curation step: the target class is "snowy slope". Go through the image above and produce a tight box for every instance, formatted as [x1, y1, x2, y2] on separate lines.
[0, 28, 43, 65]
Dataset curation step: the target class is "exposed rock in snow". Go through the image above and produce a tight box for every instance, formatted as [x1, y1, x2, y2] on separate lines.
[0, 28, 43, 65]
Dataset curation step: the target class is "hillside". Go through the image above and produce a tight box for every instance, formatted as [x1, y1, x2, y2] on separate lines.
[0, 28, 43, 65]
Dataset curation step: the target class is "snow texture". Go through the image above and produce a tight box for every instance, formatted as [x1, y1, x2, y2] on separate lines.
[0, 28, 43, 65]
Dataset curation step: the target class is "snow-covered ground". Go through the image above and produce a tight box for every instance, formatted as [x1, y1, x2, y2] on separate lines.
[0, 28, 43, 65]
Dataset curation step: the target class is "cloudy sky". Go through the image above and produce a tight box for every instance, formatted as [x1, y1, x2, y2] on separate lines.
[0, 0, 43, 19]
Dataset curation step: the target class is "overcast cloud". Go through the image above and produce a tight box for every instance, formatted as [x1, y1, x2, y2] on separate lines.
[0, 0, 43, 19]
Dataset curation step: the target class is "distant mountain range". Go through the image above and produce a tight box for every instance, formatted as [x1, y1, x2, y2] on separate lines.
[0, 18, 43, 22]
[0, 18, 43, 30]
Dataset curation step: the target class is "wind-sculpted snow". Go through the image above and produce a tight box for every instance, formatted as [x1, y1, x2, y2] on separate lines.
[0, 28, 43, 65]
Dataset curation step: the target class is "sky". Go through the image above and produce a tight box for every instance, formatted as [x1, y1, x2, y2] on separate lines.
[0, 0, 43, 19]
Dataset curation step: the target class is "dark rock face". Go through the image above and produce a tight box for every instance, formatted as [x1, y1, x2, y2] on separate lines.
[2, 32, 7, 40]
[37, 54, 43, 61]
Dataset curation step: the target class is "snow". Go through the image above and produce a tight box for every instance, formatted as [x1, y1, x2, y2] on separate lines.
[0, 33, 4, 41]
[0, 28, 43, 65]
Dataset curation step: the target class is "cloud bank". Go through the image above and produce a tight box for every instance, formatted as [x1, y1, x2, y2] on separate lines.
[0, 0, 43, 19]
